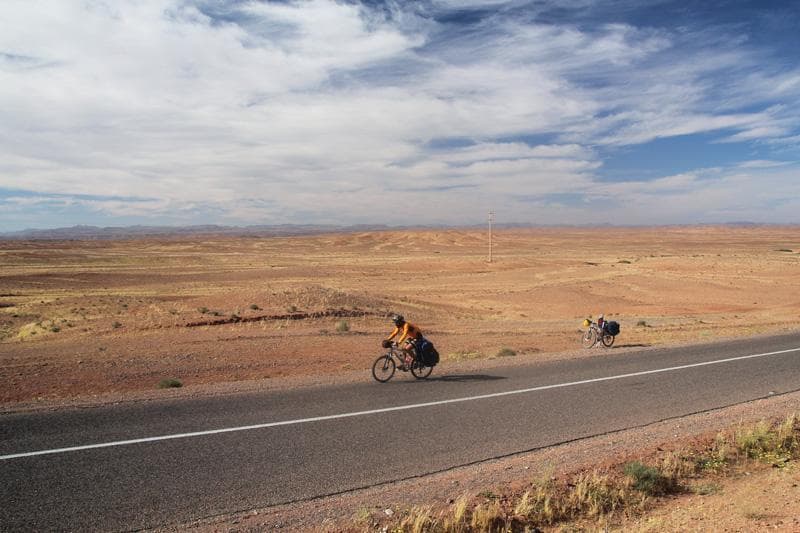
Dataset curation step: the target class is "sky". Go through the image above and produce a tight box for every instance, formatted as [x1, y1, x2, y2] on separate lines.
[1, 0, 799, 231]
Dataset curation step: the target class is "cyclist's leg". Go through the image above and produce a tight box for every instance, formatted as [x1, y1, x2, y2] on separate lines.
[403, 339, 416, 367]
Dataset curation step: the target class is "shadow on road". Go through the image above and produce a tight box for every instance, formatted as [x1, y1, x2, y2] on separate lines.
[399, 373, 508, 384]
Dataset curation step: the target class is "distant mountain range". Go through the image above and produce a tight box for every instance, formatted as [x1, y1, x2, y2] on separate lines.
[0, 221, 780, 240]
[0, 224, 394, 240]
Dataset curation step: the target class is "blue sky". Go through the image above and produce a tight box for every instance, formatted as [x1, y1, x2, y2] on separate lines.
[1, 0, 799, 230]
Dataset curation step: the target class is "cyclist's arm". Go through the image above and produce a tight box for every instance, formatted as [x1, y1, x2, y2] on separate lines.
[396, 323, 410, 344]
[385, 326, 400, 342]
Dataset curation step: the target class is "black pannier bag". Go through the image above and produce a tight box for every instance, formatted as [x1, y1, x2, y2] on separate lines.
[417, 337, 439, 366]
[606, 321, 620, 336]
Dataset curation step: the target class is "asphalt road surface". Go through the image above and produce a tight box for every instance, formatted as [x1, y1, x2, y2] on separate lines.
[2, 333, 800, 531]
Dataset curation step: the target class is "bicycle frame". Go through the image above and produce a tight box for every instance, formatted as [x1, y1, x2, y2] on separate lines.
[388, 339, 417, 359]
[384, 345, 406, 365]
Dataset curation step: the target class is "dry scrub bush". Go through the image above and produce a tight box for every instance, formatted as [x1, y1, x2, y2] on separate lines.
[569, 471, 629, 517]
[734, 414, 798, 465]
[689, 414, 799, 473]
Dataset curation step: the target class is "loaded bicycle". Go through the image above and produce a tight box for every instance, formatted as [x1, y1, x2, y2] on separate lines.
[581, 317, 620, 348]
[372, 342, 433, 382]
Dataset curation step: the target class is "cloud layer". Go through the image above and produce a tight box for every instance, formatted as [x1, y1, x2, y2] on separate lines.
[1, 0, 799, 229]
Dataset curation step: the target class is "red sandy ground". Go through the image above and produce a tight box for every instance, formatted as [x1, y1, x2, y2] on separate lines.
[2, 226, 799, 531]
[1, 226, 798, 405]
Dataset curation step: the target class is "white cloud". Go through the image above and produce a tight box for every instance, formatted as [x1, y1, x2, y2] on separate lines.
[737, 160, 791, 169]
[0, 0, 798, 228]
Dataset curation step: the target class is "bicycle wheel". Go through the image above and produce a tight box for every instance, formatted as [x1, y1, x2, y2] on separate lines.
[372, 355, 396, 382]
[602, 333, 615, 347]
[581, 329, 597, 348]
[411, 359, 433, 379]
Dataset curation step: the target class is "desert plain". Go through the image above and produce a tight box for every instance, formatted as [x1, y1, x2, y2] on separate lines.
[1, 225, 798, 406]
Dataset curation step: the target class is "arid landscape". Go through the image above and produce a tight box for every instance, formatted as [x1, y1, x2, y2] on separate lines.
[1, 225, 799, 405]
[3, 225, 800, 531]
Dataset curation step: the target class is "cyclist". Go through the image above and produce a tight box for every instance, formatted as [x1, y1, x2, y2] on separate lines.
[382, 314, 422, 371]
[597, 314, 606, 332]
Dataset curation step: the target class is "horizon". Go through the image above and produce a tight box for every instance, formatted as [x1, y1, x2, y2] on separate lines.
[2, 220, 796, 239]
[2, 1, 800, 231]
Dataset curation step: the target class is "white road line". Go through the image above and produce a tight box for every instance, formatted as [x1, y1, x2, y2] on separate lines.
[3, 346, 799, 461]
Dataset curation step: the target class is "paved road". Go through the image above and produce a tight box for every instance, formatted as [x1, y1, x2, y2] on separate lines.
[2, 333, 800, 531]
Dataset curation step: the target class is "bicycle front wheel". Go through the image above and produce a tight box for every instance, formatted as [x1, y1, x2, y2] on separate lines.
[411, 360, 433, 379]
[581, 329, 597, 348]
[372, 354, 396, 382]
[602, 334, 615, 347]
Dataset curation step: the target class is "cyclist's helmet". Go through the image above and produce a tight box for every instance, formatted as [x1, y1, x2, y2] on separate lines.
[392, 314, 405, 326]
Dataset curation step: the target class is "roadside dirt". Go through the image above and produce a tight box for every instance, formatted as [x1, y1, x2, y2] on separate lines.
[1, 226, 799, 406]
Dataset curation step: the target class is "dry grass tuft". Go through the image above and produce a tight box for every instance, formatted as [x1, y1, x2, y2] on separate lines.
[470, 500, 503, 531]
[399, 505, 436, 533]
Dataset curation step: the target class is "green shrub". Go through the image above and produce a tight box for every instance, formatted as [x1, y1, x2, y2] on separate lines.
[158, 379, 182, 389]
[198, 307, 209, 314]
[249, 304, 260, 310]
[623, 461, 675, 496]
[497, 347, 517, 357]
[111, 321, 122, 329]
[335, 320, 350, 332]
[636, 320, 647, 327]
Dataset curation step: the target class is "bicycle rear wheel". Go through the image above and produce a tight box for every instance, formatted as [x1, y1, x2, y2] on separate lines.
[602, 334, 615, 347]
[372, 354, 396, 382]
[411, 360, 433, 379]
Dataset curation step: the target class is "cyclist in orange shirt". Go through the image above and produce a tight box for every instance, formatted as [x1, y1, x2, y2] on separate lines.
[383, 315, 422, 371]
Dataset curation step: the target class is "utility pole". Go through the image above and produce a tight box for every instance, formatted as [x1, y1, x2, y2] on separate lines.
[488, 210, 494, 263]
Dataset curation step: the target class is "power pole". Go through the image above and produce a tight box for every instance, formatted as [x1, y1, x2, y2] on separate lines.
[488, 210, 494, 263]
